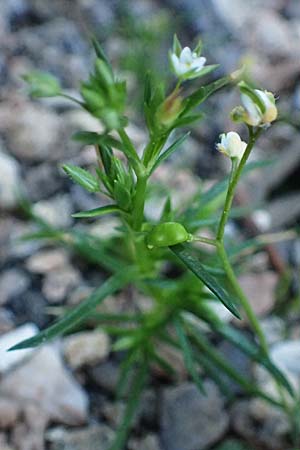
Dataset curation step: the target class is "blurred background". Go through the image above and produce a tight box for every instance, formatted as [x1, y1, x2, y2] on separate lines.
[0, 1, 300, 449]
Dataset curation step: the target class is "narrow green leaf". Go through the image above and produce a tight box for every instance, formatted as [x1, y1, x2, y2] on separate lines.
[144, 71, 152, 106]
[108, 359, 148, 450]
[151, 350, 176, 377]
[182, 75, 230, 115]
[174, 317, 205, 393]
[149, 132, 190, 174]
[171, 112, 205, 129]
[72, 131, 103, 145]
[160, 196, 173, 222]
[214, 323, 294, 396]
[213, 439, 253, 450]
[91, 36, 109, 64]
[8, 269, 135, 351]
[72, 131, 123, 151]
[62, 164, 99, 192]
[72, 204, 120, 218]
[170, 244, 241, 319]
[196, 352, 233, 398]
[188, 324, 282, 408]
[116, 348, 139, 398]
[117, 128, 140, 164]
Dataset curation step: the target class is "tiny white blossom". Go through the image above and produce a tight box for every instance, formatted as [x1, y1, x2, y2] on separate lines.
[241, 89, 277, 126]
[171, 47, 206, 78]
[216, 131, 247, 160]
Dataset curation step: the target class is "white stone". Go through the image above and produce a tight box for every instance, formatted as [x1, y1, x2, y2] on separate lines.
[63, 330, 110, 369]
[0, 323, 38, 374]
[0, 345, 89, 425]
[0, 149, 22, 209]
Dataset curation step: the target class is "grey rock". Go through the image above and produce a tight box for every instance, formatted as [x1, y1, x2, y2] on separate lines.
[0, 268, 30, 306]
[267, 192, 300, 230]
[42, 265, 81, 303]
[0, 433, 15, 450]
[129, 433, 162, 450]
[11, 403, 48, 450]
[7, 221, 43, 260]
[0, 148, 22, 210]
[0, 308, 15, 335]
[5, 103, 63, 162]
[46, 424, 114, 450]
[231, 400, 288, 450]
[89, 360, 120, 393]
[238, 272, 278, 317]
[260, 316, 285, 345]
[33, 194, 73, 228]
[9, 290, 48, 328]
[25, 248, 69, 274]
[160, 381, 229, 450]
[24, 163, 63, 202]
[63, 330, 110, 369]
[218, 340, 252, 395]
[270, 340, 300, 389]
[0, 345, 89, 425]
[15, 18, 89, 86]
[0, 397, 20, 429]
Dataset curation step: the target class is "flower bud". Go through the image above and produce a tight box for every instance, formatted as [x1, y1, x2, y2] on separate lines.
[230, 106, 247, 123]
[156, 91, 183, 127]
[216, 132, 247, 160]
[239, 83, 277, 126]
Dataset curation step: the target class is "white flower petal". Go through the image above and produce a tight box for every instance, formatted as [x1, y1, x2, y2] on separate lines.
[241, 93, 262, 126]
[216, 131, 247, 160]
[180, 47, 193, 64]
[191, 56, 206, 72]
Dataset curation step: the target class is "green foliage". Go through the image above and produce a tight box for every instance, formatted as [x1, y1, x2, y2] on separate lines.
[213, 439, 254, 450]
[62, 164, 100, 193]
[18, 36, 298, 449]
[171, 244, 241, 318]
[22, 71, 62, 97]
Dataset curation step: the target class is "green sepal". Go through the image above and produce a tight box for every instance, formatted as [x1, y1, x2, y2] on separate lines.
[172, 34, 182, 56]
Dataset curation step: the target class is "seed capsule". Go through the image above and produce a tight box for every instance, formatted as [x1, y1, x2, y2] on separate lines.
[146, 222, 192, 249]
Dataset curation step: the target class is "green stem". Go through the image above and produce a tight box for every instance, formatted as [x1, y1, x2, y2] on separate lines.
[132, 174, 148, 231]
[216, 128, 268, 354]
[217, 129, 258, 241]
[217, 242, 268, 354]
[192, 236, 217, 246]
[60, 93, 85, 107]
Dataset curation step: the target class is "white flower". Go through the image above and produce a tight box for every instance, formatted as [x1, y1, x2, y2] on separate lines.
[241, 89, 277, 126]
[171, 47, 206, 78]
[216, 131, 247, 160]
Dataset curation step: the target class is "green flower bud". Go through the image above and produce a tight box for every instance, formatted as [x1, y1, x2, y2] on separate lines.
[156, 91, 183, 128]
[146, 222, 192, 249]
[81, 86, 105, 111]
